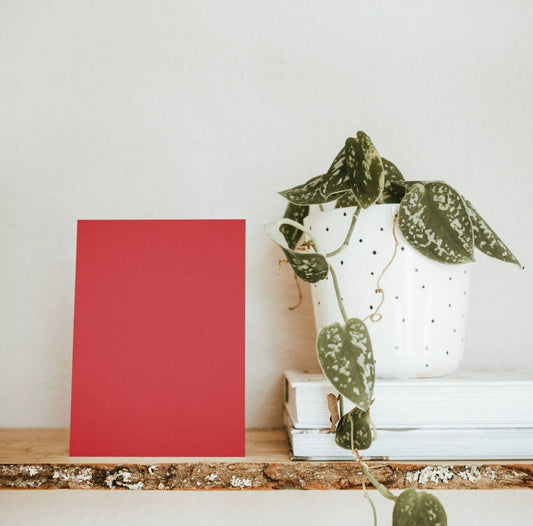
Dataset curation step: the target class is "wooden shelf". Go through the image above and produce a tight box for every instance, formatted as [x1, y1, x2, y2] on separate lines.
[0, 429, 531, 490]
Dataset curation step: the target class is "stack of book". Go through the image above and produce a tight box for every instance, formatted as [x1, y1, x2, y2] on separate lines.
[284, 370, 533, 460]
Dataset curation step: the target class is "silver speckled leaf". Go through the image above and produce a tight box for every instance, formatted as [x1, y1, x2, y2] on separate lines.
[280, 203, 310, 249]
[321, 146, 352, 199]
[335, 190, 358, 208]
[382, 157, 405, 204]
[465, 199, 522, 267]
[389, 179, 426, 199]
[279, 174, 336, 205]
[264, 222, 328, 283]
[393, 489, 447, 526]
[346, 132, 384, 209]
[317, 318, 375, 410]
[398, 182, 475, 264]
[335, 407, 374, 450]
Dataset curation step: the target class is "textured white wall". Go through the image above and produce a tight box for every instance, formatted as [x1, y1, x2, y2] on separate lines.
[1, 0, 532, 523]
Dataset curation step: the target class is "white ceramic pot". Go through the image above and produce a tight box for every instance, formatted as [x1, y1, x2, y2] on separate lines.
[304, 204, 471, 378]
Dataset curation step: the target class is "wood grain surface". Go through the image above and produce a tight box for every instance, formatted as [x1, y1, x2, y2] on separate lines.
[1, 429, 531, 490]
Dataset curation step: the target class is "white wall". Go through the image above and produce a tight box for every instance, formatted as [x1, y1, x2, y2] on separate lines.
[0, 490, 532, 525]
[1, 0, 532, 523]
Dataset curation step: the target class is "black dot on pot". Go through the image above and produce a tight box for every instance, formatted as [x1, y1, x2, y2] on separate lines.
[425, 364, 429, 368]
[394, 345, 399, 350]
[359, 238, 363, 243]
[401, 246, 405, 251]
[446, 351, 449, 355]
[326, 227, 329, 232]
[370, 271, 374, 276]
[317, 301, 320, 305]
[369, 305, 373, 310]
[343, 212, 347, 216]
[309, 226, 312, 230]
[448, 303, 451, 308]
[431, 319, 435, 323]
[372, 250, 377, 255]
[422, 285, 425, 289]
[449, 277, 452, 281]
[402, 318, 405, 322]
[464, 291, 467, 295]
[415, 268, 419, 272]
[425, 346, 429, 351]
[395, 296, 399, 300]
[340, 260, 344, 265]
[380, 227, 384, 231]
[464, 269, 467, 274]
[453, 329, 456, 333]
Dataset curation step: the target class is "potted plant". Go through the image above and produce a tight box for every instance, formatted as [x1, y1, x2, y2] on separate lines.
[265, 131, 522, 525]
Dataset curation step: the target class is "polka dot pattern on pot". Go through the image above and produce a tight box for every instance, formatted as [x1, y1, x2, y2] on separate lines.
[304, 204, 471, 378]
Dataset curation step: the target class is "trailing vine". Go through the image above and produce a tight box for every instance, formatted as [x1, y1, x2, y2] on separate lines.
[266, 131, 522, 525]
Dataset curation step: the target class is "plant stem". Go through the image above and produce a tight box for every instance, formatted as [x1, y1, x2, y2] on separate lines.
[339, 395, 344, 417]
[363, 482, 378, 526]
[326, 207, 360, 258]
[328, 264, 347, 323]
[361, 463, 397, 502]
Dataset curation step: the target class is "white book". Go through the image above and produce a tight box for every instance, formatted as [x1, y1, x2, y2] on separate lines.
[284, 369, 533, 429]
[284, 413, 533, 461]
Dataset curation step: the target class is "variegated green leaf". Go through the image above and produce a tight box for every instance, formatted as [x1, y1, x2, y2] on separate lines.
[346, 132, 384, 209]
[317, 318, 375, 410]
[335, 190, 358, 208]
[465, 200, 522, 268]
[389, 179, 426, 198]
[279, 174, 336, 205]
[280, 203, 310, 249]
[393, 489, 447, 526]
[398, 182, 475, 264]
[382, 157, 405, 204]
[321, 147, 352, 199]
[264, 221, 328, 283]
[335, 407, 374, 450]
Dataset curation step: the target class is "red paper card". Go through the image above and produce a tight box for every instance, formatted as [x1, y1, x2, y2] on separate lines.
[70, 220, 245, 457]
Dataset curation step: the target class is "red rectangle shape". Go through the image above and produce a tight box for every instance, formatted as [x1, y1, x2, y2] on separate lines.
[70, 220, 245, 457]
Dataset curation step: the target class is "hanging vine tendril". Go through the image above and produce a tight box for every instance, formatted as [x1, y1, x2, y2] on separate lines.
[288, 272, 303, 310]
[363, 214, 400, 323]
[278, 239, 315, 310]
[350, 414, 397, 518]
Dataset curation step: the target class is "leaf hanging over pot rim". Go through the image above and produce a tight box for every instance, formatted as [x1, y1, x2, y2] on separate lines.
[398, 181, 475, 264]
[317, 318, 375, 410]
[264, 220, 328, 283]
[393, 488, 447, 526]
[464, 199, 522, 268]
[280, 203, 310, 250]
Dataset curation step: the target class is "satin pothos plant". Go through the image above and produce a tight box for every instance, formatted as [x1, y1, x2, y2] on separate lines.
[265, 131, 521, 526]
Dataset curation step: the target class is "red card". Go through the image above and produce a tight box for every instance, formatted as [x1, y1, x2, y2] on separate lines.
[70, 220, 245, 457]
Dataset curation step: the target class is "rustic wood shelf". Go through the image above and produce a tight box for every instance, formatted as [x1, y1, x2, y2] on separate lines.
[0, 429, 531, 491]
